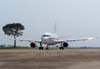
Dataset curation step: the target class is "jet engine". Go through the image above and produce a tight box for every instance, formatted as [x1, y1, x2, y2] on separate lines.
[30, 42, 36, 48]
[63, 42, 69, 47]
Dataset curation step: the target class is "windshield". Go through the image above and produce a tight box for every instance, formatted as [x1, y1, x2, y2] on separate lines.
[42, 35, 50, 37]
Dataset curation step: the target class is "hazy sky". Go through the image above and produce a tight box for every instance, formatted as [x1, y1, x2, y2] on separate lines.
[0, 0, 100, 47]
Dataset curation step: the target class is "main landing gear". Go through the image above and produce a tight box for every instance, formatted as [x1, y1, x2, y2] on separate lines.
[38, 42, 49, 50]
[38, 42, 66, 50]
[39, 46, 44, 50]
[59, 42, 64, 50]
[39, 46, 64, 50]
[59, 46, 64, 50]
[39, 42, 44, 50]
[39, 46, 49, 50]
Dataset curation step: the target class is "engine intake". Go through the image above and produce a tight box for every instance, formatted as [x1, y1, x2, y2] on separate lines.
[63, 42, 68, 48]
[30, 42, 36, 48]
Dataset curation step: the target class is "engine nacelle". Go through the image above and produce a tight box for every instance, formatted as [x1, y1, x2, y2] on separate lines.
[30, 42, 36, 48]
[63, 42, 69, 48]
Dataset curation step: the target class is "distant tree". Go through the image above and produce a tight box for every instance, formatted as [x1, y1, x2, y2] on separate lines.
[2, 23, 25, 48]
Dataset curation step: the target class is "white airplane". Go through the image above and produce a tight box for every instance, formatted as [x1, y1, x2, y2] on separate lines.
[19, 32, 94, 50]
[18, 23, 94, 50]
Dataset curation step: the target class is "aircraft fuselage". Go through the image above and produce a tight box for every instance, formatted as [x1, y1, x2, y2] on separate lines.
[41, 33, 58, 45]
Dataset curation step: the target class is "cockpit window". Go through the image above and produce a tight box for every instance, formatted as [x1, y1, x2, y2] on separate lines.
[42, 35, 50, 37]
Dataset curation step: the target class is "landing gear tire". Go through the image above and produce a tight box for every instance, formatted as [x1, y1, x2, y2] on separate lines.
[59, 47, 64, 50]
[39, 47, 44, 50]
[46, 47, 49, 50]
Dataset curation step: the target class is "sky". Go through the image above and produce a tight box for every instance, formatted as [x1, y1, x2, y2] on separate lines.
[0, 0, 100, 47]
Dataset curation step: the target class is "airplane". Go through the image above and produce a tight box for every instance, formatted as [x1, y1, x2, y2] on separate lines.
[19, 32, 94, 50]
[18, 23, 94, 50]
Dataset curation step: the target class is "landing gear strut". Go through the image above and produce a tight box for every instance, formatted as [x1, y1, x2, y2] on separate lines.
[59, 42, 64, 50]
[39, 42, 44, 50]
[46, 45, 49, 50]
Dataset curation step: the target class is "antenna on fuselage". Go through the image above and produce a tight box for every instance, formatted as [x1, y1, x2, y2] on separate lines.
[53, 16, 57, 34]
[54, 22, 57, 34]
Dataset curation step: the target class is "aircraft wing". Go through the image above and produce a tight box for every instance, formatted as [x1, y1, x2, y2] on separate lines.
[66, 37, 94, 42]
[19, 39, 33, 42]
[18, 39, 42, 43]
[54, 37, 94, 43]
